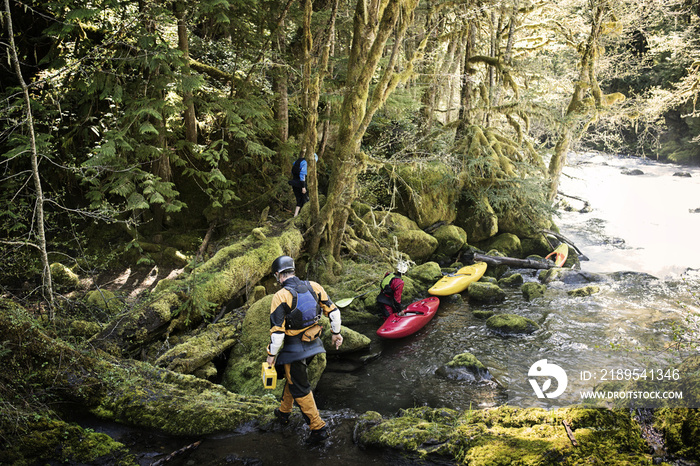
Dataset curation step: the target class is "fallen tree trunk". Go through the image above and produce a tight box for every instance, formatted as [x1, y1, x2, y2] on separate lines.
[89, 227, 304, 357]
[0, 300, 274, 437]
[472, 252, 554, 270]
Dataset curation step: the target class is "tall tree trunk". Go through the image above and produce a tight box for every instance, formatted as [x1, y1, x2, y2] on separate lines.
[547, 3, 607, 201]
[174, 1, 197, 143]
[308, 0, 421, 264]
[456, 21, 475, 139]
[4, 0, 54, 316]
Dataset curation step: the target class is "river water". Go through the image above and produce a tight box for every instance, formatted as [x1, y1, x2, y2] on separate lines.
[117, 153, 700, 465]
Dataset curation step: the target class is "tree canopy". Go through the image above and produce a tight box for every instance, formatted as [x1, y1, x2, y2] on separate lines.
[2, 0, 700, 296]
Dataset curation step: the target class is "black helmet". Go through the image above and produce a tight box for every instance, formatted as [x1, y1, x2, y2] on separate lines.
[272, 255, 295, 274]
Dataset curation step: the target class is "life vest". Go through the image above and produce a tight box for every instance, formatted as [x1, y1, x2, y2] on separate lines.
[379, 273, 398, 296]
[284, 280, 321, 330]
[377, 272, 400, 309]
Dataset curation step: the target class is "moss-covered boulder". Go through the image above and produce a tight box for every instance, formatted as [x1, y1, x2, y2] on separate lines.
[521, 236, 552, 257]
[455, 194, 498, 242]
[361, 210, 419, 237]
[435, 352, 493, 383]
[568, 285, 601, 297]
[431, 224, 468, 259]
[354, 405, 652, 465]
[405, 261, 442, 289]
[498, 273, 524, 287]
[467, 282, 506, 303]
[476, 232, 522, 258]
[486, 313, 539, 335]
[85, 289, 123, 313]
[394, 162, 460, 228]
[395, 230, 438, 263]
[222, 294, 370, 396]
[50, 262, 80, 290]
[521, 282, 547, 301]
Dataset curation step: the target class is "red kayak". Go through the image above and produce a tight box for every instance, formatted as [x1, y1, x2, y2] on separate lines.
[376, 297, 440, 339]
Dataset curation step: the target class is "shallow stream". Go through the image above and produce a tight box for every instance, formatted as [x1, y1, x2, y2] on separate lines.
[109, 153, 700, 464]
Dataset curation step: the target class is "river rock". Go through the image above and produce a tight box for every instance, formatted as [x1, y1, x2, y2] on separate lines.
[394, 162, 459, 228]
[567, 285, 601, 297]
[455, 194, 499, 242]
[521, 282, 547, 301]
[435, 352, 493, 383]
[690, 207, 700, 214]
[467, 282, 506, 303]
[499, 273, 524, 287]
[621, 168, 644, 176]
[473, 310, 495, 319]
[673, 171, 692, 177]
[486, 313, 539, 334]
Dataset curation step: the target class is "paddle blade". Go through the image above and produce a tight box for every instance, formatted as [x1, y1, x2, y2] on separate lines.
[335, 297, 354, 308]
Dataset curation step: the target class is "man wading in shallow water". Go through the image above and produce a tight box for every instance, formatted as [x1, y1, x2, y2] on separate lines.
[266, 255, 343, 444]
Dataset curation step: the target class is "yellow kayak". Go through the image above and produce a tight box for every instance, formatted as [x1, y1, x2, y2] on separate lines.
[428, 262, 487, 296]
[545, 243, 568, 267]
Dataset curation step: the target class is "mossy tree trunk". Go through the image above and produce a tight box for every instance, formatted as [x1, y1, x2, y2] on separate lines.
[308, 0, 422, 263]
[302, 0, 338, 231]
[547, 2, 608, 201]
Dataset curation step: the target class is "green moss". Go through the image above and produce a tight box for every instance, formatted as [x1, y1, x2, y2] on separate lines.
[0, 417, 134, 466]
[394, 229, 439, 262]
[499, 273, 524, 287]
[522, 282, 547, 301]
[354, 405, 652, 465]
[468, 282, 506, 303]
[486, 313, 539, 334]
[476, 233, 523, 258]
[567, 285, 600, 297]
[473, 310, 495, 319]
[86, 289, 123, 312]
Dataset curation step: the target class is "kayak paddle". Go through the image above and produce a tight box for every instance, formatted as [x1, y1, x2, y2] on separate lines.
[335, 290, 372, 308]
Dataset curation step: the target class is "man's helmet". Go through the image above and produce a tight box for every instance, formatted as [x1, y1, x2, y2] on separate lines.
[397, 260, 409, 274]
[272, 255, 295, 274]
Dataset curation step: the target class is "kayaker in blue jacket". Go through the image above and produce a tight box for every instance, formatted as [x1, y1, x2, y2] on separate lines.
[290, 156, 308, 217]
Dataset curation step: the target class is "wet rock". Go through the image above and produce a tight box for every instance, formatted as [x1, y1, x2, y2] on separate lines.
[486, 313, 539, 334]
[521, 282, 546, 301]
[673, 171, 692, 177]
[690, 207, 700, 214]
[621, 168, 644, 176]
[467, 282, 506, 303]
[436, 352, 493, 383]
[473, 310, 495, 319]
[498, 273, 524, 287]
[558, 270, 607, 285]
[567, 285, 601, 297]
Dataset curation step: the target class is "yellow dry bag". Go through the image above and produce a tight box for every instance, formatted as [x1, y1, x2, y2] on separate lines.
[261, 362, 277, 389]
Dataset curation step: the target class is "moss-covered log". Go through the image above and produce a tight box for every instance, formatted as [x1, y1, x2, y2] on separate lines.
[0, 299, 274, 439]
[89, 227, 304, 356]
